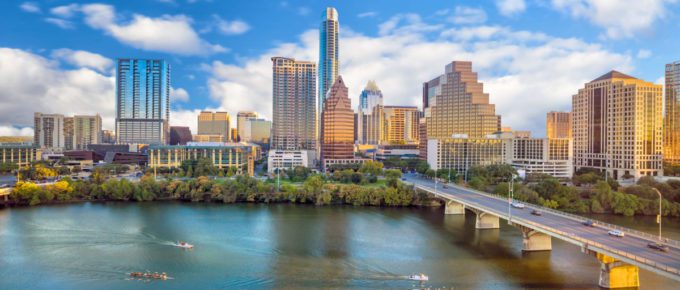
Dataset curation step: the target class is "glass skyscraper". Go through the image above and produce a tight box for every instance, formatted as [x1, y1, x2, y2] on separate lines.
[664, 61, 680, 164]
[115, 59, 170, 145]
[318, 7, 339, 116]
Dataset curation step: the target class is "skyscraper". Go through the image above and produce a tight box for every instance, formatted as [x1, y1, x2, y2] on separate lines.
[356, 80, 384, 144]
[237, 111, 258, 142]
[271, 57, 317, 150]
[34, 113, 65, 149]
[664, 61, 680, 165]
[115, 59, 170, 145]
[546, 111, 572, 139]
[34, 113, 101, 150]
[243, 118, 272, 145]
[572, 71, 663, 179]
[321, 76, 354, 167]
[71, 115, 102, 150]
[384, 106, 420, 144]
[197, 111, 231, 141]
[318, 7, 339, 115]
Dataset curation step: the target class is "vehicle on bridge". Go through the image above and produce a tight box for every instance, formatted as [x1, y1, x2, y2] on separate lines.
[511, 202, 525, 209]
[442, 184, 448, 189]
[647, 242, 669, 252]
[582, 220, 594, 227]
[408, 273, 429, 281]
[530, 210, 542, 216]
[608, 230, 625, 237]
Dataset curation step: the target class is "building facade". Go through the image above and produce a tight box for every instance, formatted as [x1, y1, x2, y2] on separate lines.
[271, 57, 317, 151]
[427, 136, 507, 174]
[72, 115, 102, 150]
[34, 113, 65, 149]
[356, 80, 384, 144]
[0, 143, 41, 167]
[197, 111, 231, 142]
[101, 130, 116, 144]
[148, 142, 258, 176]
[320, 76, 355, 168]
[507, 138, 573, 179]
[243, 118, 271, 145]
[664, 61, 680, 165]
[169, 126, 193, 145]
[318, 7, 339, 115]
[384, 106, 420, 144]
[115, 59, 170, 145]
[267, 150, 315, 172]
[572, 71, 663, 179]
[236, 111, 258, 142]
[34, 113, 101, 150]
[546, 111, 572, 139]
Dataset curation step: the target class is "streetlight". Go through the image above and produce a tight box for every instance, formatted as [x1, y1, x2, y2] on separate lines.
[652, 188, 663, 242]
[434, 167, 438, 194]
[508, 173, 516, 225]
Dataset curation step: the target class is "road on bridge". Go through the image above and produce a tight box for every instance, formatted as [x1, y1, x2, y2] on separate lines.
[404, 173, 680, 282]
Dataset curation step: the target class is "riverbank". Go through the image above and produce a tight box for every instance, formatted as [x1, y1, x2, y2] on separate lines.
[3, 174, 442, 208]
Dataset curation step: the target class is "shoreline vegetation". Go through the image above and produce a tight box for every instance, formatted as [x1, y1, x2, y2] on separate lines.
[3, 159, 680, 218]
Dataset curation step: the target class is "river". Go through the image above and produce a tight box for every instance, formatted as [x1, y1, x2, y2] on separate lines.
[0, 203, 678, 289]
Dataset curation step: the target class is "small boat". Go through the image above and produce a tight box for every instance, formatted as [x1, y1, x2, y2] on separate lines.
[129, 271, 170, 280]
[408, 273, 429, 281]
[175, 241, 194, 249]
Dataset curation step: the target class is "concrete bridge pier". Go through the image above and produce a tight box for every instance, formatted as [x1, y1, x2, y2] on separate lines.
[517, 226, 552, 251]
[444, 200, 465, 215]
[596, 252, 639, 289]
[469, 209, 499, 229]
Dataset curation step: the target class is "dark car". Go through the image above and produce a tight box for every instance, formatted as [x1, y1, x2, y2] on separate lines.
[647, 243, 669, 252]
[442, 185, 448, 189]
[531, 210, 542, 216]
[582, 220, 594, 227]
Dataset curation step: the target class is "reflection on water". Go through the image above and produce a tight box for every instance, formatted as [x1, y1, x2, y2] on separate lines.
[0, 203, 678, 289]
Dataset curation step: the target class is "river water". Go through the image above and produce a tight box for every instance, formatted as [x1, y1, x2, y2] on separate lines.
[0, 203, 678, 289]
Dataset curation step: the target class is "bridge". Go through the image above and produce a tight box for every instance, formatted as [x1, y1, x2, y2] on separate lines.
[404, 174, 680, 289]
[0, 188, 10, 205]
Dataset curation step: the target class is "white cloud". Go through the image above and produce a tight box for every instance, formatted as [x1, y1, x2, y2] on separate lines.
[170, 87, 190, 102]
[51, 49, 114, 73]
[209, 15, 251, 35]
[20, 2, 40, 13]
[0, 126, 34, 137]
[637, 49, 652, 59]
[202, 17, 631, 137]
[496, 0, 527, 16]
[551, 0, 678, 39]
[449, 6, 487, 24]
[169, 109, 203, 134]
[78, 4, 226, 55]
[50, 4, 79, 18]
[45, 18, 75, 29]
[358, 11, 378, 18]
[0, 48, 116, 131]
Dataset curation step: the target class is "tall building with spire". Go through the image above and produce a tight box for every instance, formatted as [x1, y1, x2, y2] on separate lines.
[573, 71, 663, 179]
[318, 7, 339, 116]
[356, 80, 384, 144]
[321, 76, 355, 169]
[664, 61, 680, 165]
[271, 57, 317, 151]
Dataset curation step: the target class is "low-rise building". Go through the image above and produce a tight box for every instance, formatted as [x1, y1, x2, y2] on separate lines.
[375, 144, 420, 161]
[0, 143, 42, 167]
[148, 142, 258, 175]
[506, 138, 573, 179]
[427, 135, 507, 174]
[267, 150, 314, 173]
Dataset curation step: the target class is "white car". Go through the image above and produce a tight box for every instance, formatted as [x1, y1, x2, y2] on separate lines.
[511, 202, 525, 209]
[608, 230, 625, 237]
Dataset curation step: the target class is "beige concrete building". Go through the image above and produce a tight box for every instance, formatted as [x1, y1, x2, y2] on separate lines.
[197, 111, 231, 142]
[427, 135, 507, 174]
[271, 57, 317, 151]
[0, 143, 41, 167]
[546, 111, 572, 139]
[34, 113, 66, 149]
[243, 118, 271, 145]
[384, 106, 420, 145]
[507, 138, 573, 179]
[236, 111, 258, 142]
[148, 142, 259, 176]
[192, 134, 226, 143]
[34, 113, 101, 150]
[572, 71, 663, 179]
[72, 115, 102, 150]
[664, 61, 680, 165]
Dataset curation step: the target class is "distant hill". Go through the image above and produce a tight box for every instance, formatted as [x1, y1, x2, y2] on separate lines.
[0, 136, 32, 143]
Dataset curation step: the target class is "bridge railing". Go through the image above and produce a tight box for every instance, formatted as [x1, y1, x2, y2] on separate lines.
[413, 179, 680, 249]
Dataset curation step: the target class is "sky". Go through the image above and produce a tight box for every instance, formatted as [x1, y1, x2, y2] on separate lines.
[0, 0, 679, 138]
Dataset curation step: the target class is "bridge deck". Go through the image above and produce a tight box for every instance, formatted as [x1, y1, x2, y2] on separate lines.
[405, 174, 680, 282]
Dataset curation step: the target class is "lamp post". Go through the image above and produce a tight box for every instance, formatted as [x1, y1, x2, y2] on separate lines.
[434, 167, 438, 194]
[508, 174, 516, 224]
[652, 188, 663, 241]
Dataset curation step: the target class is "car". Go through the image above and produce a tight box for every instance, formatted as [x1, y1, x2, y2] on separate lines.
[511, 202, 525, 209]
[582, 220, 594, 227]
[647, 242, 669, 252]
[531, 210, 542, 216]
[0, 183, 9, 188]
[608, 230, 625, 237]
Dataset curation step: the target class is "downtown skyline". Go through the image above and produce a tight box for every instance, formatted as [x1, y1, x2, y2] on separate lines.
[1, 0, 679, 138]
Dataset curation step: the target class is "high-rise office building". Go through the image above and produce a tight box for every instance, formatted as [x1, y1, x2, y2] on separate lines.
[169, 126, 193, 145]
[356, 80, 384, 144]
[243, 118, 272, 145]
[71, 115, 102, 150]
[321, 76, 354, 167]
[664, 61, 680, 165]
[101, 130, 116, 144]
[546, 111, 572, 139]
[318, 7, 339, 114]
[271, 57, 317, 151]
[572, 71, 663, 179]
[34, 113, 65, 149]
[115, 59, 170, 145]
[197, 111, 231, 141]
[237, 111, 258, 142]
[384, 106, 420, 144]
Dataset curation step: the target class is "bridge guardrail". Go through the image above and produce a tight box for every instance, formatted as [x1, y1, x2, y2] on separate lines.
[420, 179, 680, 249]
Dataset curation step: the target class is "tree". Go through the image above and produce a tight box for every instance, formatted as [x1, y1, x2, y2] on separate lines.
[469, 177, 488, 191]
[194, 157, 217, 177]
[359, 160, 384, 176]
[0, 162, 18, 174]
[303, 175, 324, 195]
[186, 165, 194, 178]
[415, 160, 430, 174]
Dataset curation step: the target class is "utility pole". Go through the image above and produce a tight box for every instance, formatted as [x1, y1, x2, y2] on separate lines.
[508, 174, 516, 225]
[652, 188, 663, 241]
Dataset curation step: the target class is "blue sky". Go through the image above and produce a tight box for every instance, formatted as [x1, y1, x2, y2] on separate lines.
[0, 0, 679, 137]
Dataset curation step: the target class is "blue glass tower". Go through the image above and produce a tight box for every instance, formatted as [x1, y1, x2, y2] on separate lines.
[115, 59, 170, 145]
[318, 7, 339, 115]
